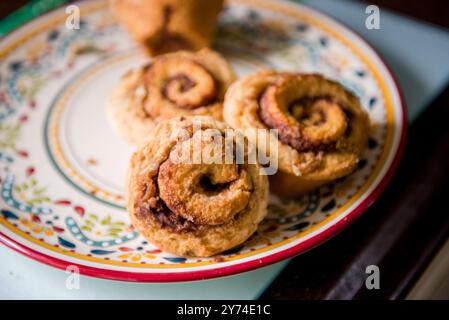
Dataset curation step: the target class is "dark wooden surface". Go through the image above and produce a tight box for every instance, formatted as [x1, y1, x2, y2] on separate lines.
[261, 1, 449, 300]
[0, 1, 29, 17]
[262, 86, 449, 299]
[2, 1, 449, 300]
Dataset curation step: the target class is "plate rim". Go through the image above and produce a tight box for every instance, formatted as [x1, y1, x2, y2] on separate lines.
[0, 0, 408, 282]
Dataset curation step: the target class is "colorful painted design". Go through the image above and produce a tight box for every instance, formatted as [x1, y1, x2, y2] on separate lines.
[66, 216, 138, 247]
[2, 174, 51, 214]
[0, 0, 404, 281]
[265, 190, 320, 224]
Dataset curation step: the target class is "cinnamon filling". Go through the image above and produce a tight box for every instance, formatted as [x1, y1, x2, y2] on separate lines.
[139, 200, 195, 233]
[259, 76, 349, 152]
[138, 166, 250, 233]
[137, 177, 196, 233]
[143, 57, 218, 113]
[137, 128, 253, 233]
[165, 74, 197, 93]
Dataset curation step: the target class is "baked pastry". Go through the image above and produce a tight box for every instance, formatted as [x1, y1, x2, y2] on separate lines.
[223, 71, 370, 197]
[126, 116, 269, 257]
[110, 0, 223, 55]
[107, 49, 236, 144]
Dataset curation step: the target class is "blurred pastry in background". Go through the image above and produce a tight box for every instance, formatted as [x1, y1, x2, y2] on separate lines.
[110, 0, 224, 55]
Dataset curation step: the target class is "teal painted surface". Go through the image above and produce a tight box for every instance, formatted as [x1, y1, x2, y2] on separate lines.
[1, 0, 449, 299]
[0, 245, 288, 299]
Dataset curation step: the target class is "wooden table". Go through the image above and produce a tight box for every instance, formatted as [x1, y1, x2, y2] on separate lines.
[261, 0, 449, 300]
[2, 0, 449, 300]
[262, 86, 449, 298]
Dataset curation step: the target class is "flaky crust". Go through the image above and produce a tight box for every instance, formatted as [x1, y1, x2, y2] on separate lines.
[110, 0, 223, 55]
[223, 70, 370, 197]
[107, 49, 236, 144]
[126, 116, 269, 257]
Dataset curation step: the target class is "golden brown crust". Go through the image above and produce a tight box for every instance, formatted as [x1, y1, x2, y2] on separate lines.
[223, 70, 370, 197]
[110, 0, 223, 56]
[126, 116, 269, 257]
[107, 49, 236, 144]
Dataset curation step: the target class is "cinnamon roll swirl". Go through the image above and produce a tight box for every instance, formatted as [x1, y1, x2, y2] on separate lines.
[126, 116, 268, 257]
[110, 0, 223, 56]
[107, 49, 236, 144]
[223, 71, 370, 197]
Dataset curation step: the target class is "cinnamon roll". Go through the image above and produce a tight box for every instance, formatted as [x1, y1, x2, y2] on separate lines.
[223, 71, 370, 197]
[107, 49, 236, 144]
[110, 0, 223, 56]
[126, 116, 269, 257]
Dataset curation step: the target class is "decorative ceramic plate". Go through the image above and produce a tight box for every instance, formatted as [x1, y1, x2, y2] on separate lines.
[0, 0, 406, 282]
